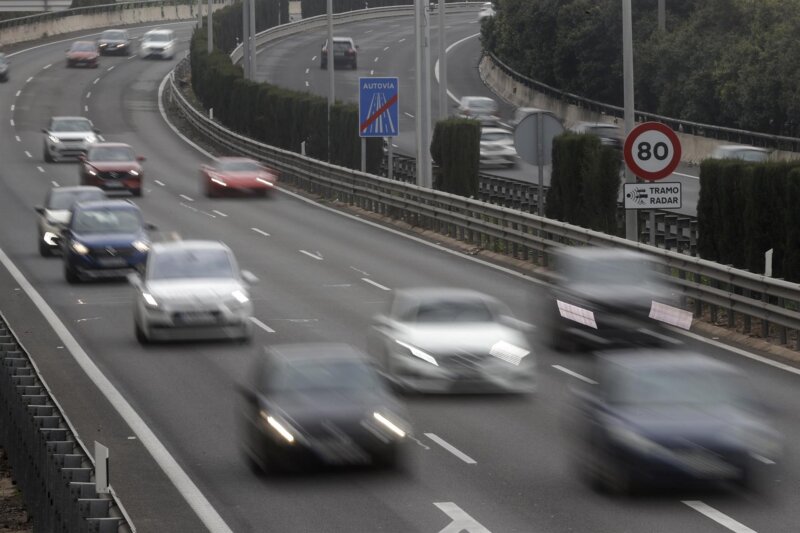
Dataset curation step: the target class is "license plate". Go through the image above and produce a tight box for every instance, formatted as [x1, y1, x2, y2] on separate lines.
[176, 312, 216, 325]
[97, 257, 126, 267]
[104, 181, 124, 188]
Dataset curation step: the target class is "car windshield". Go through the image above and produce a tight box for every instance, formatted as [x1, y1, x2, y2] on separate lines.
[565, 256, 651, 285]
[88, 146, 135, 162]
[145, 33, 171, 43]
[735, 149, 768, 162]
[101, 30, 125, 40]
[47, 190, 104, 210]
[148, 248, 235, 280]
[71, 42, 95, 52]
[72, 209, 142, 234]
[466, 99, 496, 111]
[217, 160, 261, 172]
[51, 119, 92, 132]
[482, 132, 512, 142]
[408, 298, 495, 323]
[269, 359, 378, 393]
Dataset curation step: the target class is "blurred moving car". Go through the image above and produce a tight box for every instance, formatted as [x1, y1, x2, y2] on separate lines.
[239, 343, 410, 473]
[320, 37, 358, 69]
[0, 53, 9, 82]
[540, 247, 685, 351]
[478, 2, 496, 21]
[510, 107, 562, 129]
[61, 200, 152, 283]
[35, 186, 106, 257]
[369, 288, 535, 394]
[129, 240, 256, 344]
[571, 350, 781, 494]
[79, 143, 145, 196]
[66, 41, 99, 68]
[42, 116, 100, 162]
[709, 145, 770, 163]
[480, 127, 519, 168]
[456, 96, 500, 126]
[200, 157, 279, 198]
[140, 29, 176, 59]
[568, 121, 623, 153]
[97, 29, 131, 55]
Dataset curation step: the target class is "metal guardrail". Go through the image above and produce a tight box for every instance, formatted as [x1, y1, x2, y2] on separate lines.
[0, 1, 72, 12]
[166, 58, 800, 349]
[0, 313, 134, 533]
[485, 51, 800, 154]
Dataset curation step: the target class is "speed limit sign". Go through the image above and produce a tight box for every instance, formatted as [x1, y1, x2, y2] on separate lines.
[623, 122, 682, 181]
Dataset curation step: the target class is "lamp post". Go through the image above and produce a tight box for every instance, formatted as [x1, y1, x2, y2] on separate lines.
[658, 0, 665, 31]
[327, 0, 335, 161]
[622, 0, 637, 241]
[207, 0, 213, 53]
[414, 0, 432, 187]
[438, 0, 447, 120]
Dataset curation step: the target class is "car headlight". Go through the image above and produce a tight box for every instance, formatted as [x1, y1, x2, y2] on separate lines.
[132, 240, 149, 253]
[88, 169, 97, 176]
[71, 241, 89, 255]
[43, 232, 59, 246]
[116, 43, 125, 48]
[373, 412, 406, 438]
[142, 292, 159, 308]
[395, 340, 438, 366]
[48, 135, 60, 144]
[84, 134, 97, 144]
[231, 290, 249, 304]
[129, 170, 140, 176]
[260, 410, 295, 444]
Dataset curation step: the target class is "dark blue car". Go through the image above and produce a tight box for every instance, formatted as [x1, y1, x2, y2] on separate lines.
[61, 200, 152, 283]
[571, 350, 781, 494]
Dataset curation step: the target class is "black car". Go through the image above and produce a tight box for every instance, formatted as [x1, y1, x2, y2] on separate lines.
[568, 121, 623, 153]
[97, 29, 131, 55]
[239, 343, 410, 473]
[570, 350, 781, 494]
[320, 37, 358, 69]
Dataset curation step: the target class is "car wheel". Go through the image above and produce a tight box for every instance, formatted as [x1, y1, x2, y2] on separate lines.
[43, 146, 53, 163]
[38, 236, 52, 258]
[135, 322, 149, 344]
[205, 182, 218, 198]
[64, 263, 80, 284]
[320, 61, 327, 69]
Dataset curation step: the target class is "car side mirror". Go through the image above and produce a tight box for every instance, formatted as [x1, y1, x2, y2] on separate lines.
[93, 128, 101, 134]
[34, 206, 45, 215]
[144, 222, 157, 231]
[241, 270, 258, 284]
[41, 129, 48, 134]
[355, 45, 360, 50]
[126, 272, 142, 287]
[136, 155, 146, 162]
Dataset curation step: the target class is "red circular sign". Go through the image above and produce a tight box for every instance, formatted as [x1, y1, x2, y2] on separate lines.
[623, 122, 682, 181]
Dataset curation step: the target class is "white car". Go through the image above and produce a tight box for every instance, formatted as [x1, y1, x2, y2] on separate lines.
[130, 240, 257, 343]
[455, 96, 500, 126]
[34, 186, 106, 257]
[368, 288, 536, 394]
[140, 29, 176, 60]
[710, 145, 770, 162]
[42, 116, 99, 162]
[478, 3, 495, 21]
[480, 127, 519, 168]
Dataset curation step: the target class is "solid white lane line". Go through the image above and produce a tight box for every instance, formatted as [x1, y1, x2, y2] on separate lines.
[404, 112, 414, 118]
[299, 249, 323, 261]
[552, 365, 597, 385]
[0, 246, 235, 533]
[362, 278, 391, 291]
[93, 77, 100, 84]
[435, 32, 480, 104]
[86, 91, 91, 98]
[179, 194, 194, 202]
[249, 317, 275, 333]
[154, 180, 165, 186]
[682, 501, 757, 533]
[211, 210, 228, 218]
[37, 166, 44, 173]
[383, 46, 390, 51]
[15, 90, 21, 97]
[425, 433, 477, 464]
[51, 181, 59, 187]
[251, 227, 270, 237]
[26, 76, 33, 83]
[24, 151, 32, 158]
[674, 171, 699, 180]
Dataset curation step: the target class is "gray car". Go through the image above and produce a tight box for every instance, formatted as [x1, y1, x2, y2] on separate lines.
[35, 186, 106, 257]
[369, 288, 535, 394]
[42, 116, 99, 162]
[129, 240, 257, 343]
[455, 96, 500, 126]
[97, 29, 131, 55]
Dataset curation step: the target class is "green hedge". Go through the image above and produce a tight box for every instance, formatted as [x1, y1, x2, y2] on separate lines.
[211, 0, 289, 54]
[545, 133, 619, 234]
[430, 118, 480, 197]
[190, 30, 382, 173]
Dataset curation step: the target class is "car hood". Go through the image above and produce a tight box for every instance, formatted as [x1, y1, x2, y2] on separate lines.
[144, 279, 244, 302]
[265, 390, 404, 431]
[87, 161, 141, 172]
[395, 323, 529, 354]
[44, 209, 71, 225]
[72, 232, 144, 247]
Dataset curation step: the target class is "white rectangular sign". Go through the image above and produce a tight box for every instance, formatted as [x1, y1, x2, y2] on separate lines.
[624, 182, 682, 209]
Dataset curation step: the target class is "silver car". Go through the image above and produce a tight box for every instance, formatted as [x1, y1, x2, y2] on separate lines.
[368, 288, 536, 394]
[42, 116, 99, 162]
[35, 186, 106, 257]
[140, 29, 176, 60]
[480, 127, 519, 168]
[710, 145, 770, 162]
[455, 96, 500, 126]
[130, 240, 257, 343]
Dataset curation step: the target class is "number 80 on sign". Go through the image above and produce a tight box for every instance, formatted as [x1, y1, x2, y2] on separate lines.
[623, 122, 682, 181]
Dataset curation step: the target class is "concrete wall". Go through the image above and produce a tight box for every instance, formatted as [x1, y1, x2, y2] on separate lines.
[479, 55, 799, 164]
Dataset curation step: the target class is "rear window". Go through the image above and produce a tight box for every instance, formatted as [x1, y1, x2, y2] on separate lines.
[101, 30, 126, 40]
[406, 298, 495, 323]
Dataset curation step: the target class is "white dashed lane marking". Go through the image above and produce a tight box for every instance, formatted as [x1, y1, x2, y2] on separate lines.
[15, 136, 20, 142]
[552, 365, 597, 385]
[51, 181, 59, 187]
[299, 250, 323, 261]
[37, 166, 44, 173]
[212, 210, 228, 218]
[425, 433, 477, 464]
[249, 317, 275, 333]
[84, 105, 88, 112]
[108, 65, 115, 71]
[26, 76, 33, 83]
[15, 90, 21, 97]
[154, 180, 165, 186]
[10, 104, 14, 111]
[251, 228, 270, 237]
[43, 63, 51, 69]
[179, 194, 194, 202]
[682, 501, 757, 533]
[86, 92, 91, 98]
[362, 278, 391, 291]
[24, 151, 31, 158]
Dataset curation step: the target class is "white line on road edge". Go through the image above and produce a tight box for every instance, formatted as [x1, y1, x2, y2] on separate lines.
[682, 501, 757, 533]
[251, 227, 270, 237]
[24, 151, 31, 158]
[425, 433, 477, 464]
[674, 172, 699, 180]
[435, 32, 480, 104]
[42, 63, 51, 69]
[154, 180, 165, 186]
[211, 210, 228, 218]
[249, 317, 275, 333]
[299, 249, 323, 260]
[552, 365, 597, 385]
[434, 502, 490, 533]
[362, 278, 391, 291]
[0, 246, 234, 533]
[179, 194, 194, 202]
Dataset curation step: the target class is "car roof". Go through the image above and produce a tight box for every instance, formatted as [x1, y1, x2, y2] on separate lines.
[462, 96, 495, 103]
[151, 240, 230, 254]
[145, 28, 173, 34]
[101, 29, 126, 34]
[264, 343, 371, 365]
[51, 116, 91, 122]
[73, 199, 140, 211]
[215, 156, 259, 163]
[331, 36, 354, 42]
[598, 350, 739, 375]
[72, 40, 96, 46]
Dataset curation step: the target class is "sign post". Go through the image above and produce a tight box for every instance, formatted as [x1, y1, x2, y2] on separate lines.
[623, 122, 682, 245]
[513, 110, 564, 216]
[359, 77, 399, 174]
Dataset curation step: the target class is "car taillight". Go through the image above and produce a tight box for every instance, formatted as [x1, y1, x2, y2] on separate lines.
[346, 49, 355, 55]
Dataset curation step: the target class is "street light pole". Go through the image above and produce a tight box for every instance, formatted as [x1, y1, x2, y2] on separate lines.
[437, 0, 447, 120]
[414, 0, 432, 187]
[327, 0, 335, 161]
[249, 0, 256, 77]
[207, 0, 213, 53]
[658, 0, 665, 31]
[242, 0, 250, 79]
[622, 0, 637, 241]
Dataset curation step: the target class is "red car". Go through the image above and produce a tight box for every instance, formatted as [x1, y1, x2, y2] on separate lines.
[66, 41, 99, 68]
[201, 157, 279, 198]
[80, 143, 145, 197]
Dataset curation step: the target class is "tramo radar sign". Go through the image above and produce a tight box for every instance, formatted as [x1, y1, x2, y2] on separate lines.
[623, 122, 682, 181]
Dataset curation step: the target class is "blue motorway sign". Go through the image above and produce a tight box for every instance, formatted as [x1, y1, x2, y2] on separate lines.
[359, 77, 399, 138]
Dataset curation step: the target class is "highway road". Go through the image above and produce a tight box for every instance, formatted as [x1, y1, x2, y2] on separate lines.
[256, 12, 701, 217]
[0, 17, 798, 533]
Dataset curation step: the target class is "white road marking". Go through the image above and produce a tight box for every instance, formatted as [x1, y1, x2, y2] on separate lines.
[211, 210, 228, 218]
[15, 136, 21, 142]
[179, 202, 216, 218]
[374, 56, 379, 62]
[51, 181, 59, 187]
[128, 55, 136, 60]
[674, 171, 699, 180]
[299, 250, 323, 261]
[305, 67, 309, 74]
[97, 135, 105, 142]
[154, 180, 165, 186]
[384, 46, 390, 51]
[350, 266, 369, 276]
[370, 70, 374, 75]
[86, 91, 91, 98]
[26, 76, 33, 83]
[365, 29, 373, 34]
[0, 245, 235, 533]
[179, 194, 194, 202]
[10, 104, 14, 111]
[93, 77, 100, 84]
[84, 105, 88, 112]
[249, 317, 275, 333]
[435, 32, 480, 104]
[751, 453, 775, 465]
[10, 119, 14, 126]
[108, 65, 115, 71]
[43, 63, 52, 69]
[404, 112, 414, 118]
[251, 227, 270, 237]
[392, 143, 399, 148]
[434, 502, 490, 533]
[312, 55, 317, 61]
[425, 433, 476, 464]
[362, 277, 391, 291]
[552, 365, 597, 385]
[398, 38, 406, 43]
[37, 166, 44, 173]
[305, 81, 309, 87]
[24, 151, 32, 158]
[15, 90, 21, 97]
[682, 501, 756, 533]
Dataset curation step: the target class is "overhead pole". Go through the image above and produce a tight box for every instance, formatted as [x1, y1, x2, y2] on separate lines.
[197, 0, 203, 28]
[249, 0, 256, 77]
[437, 0, 447, 120]
[414, 0, 432, 187]
[327, 0, 335, 161]
[623, 0, 637, 241]
[207, 0, 213, 53]
[658, 0, 665, 31]
[242, 0, 250, 79]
